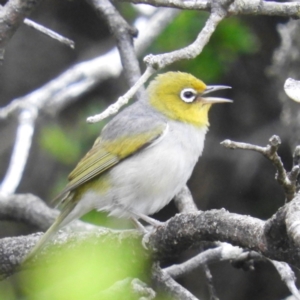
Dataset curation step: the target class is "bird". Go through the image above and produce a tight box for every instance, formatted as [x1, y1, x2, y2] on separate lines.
[25, 71, 232, 261]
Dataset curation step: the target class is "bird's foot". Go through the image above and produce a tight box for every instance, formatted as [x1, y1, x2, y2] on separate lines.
[131, 217, 148, 233]
[135, 213, 164, 227]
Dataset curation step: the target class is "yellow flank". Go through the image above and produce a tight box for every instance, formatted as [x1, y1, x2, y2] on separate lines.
[103, 125, 164, 159]
[148, 72, 211, 127]
[73, 173, 111, 199]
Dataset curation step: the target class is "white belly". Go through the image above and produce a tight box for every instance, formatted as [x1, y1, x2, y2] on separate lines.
[105, 121, 206, 217]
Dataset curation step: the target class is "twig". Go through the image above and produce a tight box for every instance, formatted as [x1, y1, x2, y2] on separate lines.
[88, 0, 231, 122]
[174, 185, 198, 213]
[0, 8, 177, 193]
[87, 66, 155, 123]
[269, 260, 300, 300]
[118, 0, 210, 10]
[152, 264, 200, 300]
[0, 108, 37, 195]
[165, 244, 243, 278]
[0, 0, 44, 62]
[23, 18, 75, 49]
[120, 0, 300, 18]
[0, 8, 177, 119]
[0, 4, 74, 49]
[143, 0, 230, 69]
[87, 0, 145, 100]
[221, 135, 299, 201]
[202, 264, 219, 300]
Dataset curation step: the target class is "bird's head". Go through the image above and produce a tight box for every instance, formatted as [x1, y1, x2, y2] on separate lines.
[147, 72, 232, 127]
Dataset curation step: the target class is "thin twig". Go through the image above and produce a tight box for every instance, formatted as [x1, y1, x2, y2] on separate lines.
[202, 264, 219, 300]
[152, 264, 200, 300]
[0, 0, 44, 62]
[87, 66, 155, 123]
[0, 8, 177, 119]
[23, 19, 75, 49]
[221, 135, 299, 201]
[269, 260, 300, 300]
[165, 244, 243, 279]
[87, 0, 145, 100]
[0, 8, 177, 193]
[88, 0, 230, 122]
[0, 108, 37, 195]
[143, 1, 230, 69]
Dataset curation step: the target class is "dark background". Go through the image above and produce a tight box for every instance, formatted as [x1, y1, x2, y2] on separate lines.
[0, 0, 300, 299]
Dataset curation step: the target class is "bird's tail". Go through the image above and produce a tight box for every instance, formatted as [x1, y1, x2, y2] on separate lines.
[23, 201, 77, 264]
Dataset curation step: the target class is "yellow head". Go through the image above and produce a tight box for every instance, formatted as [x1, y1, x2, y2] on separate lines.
[148, 72, 232, 127]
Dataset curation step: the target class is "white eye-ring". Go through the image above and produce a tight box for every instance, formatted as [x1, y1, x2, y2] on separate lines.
[180, 88, 197, 103]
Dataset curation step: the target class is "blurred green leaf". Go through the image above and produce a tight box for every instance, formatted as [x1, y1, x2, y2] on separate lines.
[20, 236, 150, 300]
[0, 280, 16, 300]
[39, 102, 106, 166]
[39, 125, 82, 165]
[151, 11, 259, 81]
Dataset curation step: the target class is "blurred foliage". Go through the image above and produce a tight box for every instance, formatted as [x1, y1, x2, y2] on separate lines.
[0, 280, 16, 300]
[39, 125, 82, 165]
[150, 11, 259, 82]
[39, 102, 105, 166]
[115, 2, 138, 21]
[15, 236, 150, 300]
[39, 101, 106, 197]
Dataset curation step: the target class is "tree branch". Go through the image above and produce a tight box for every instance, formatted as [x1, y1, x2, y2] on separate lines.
[152, 264, 199, 300]
[2, 193, 300, 277]
[0, 0, 44, 62]
[86, 0, 145, 100]
[87, 0, 231, 122]
[0, 109, 37, 195]
[0, 194, 97, 232]
[221, 136, 299, 201]
[23, 18, 75, 49]
[118, 0, 300, 18]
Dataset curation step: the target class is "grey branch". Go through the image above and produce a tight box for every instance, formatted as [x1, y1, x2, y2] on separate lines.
[88, 0, 230, 122]
[0, 227, 141, 279]
[0, 8, 177, 120]
[143, 0, 230, 70]
[23, 18, 75, 49]
[270, 260, 300, 300]
[164, 244, 244, 279]
[86, 0, 145, 100]
[119, 0, 300, 18]
[0, 194, 97, 232]
[174, 185, 198, 213]
[152, 264, 200, 300]
[0, 0, 44, 62]
[0, 109, 37, 195]
[3, 193, 300, 277]
[221, 136, 299, 201]
[202, 263, 219, 300]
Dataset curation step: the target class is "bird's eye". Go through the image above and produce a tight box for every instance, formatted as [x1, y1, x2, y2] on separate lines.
[180, 88, 197, 103]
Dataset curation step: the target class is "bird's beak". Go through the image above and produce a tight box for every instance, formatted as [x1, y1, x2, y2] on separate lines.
[199, 85, 233, 104]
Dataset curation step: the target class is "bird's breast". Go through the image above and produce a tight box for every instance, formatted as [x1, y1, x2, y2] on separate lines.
[104, 121, 207, 217]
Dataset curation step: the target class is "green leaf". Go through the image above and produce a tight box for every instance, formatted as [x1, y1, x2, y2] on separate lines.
[39, 125, 82, 165]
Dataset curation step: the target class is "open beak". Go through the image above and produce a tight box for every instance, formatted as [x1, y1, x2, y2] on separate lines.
[200, 85, 233, 104]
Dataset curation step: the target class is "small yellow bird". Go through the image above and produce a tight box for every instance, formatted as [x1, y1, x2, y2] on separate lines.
[26, 71, 232, 260]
